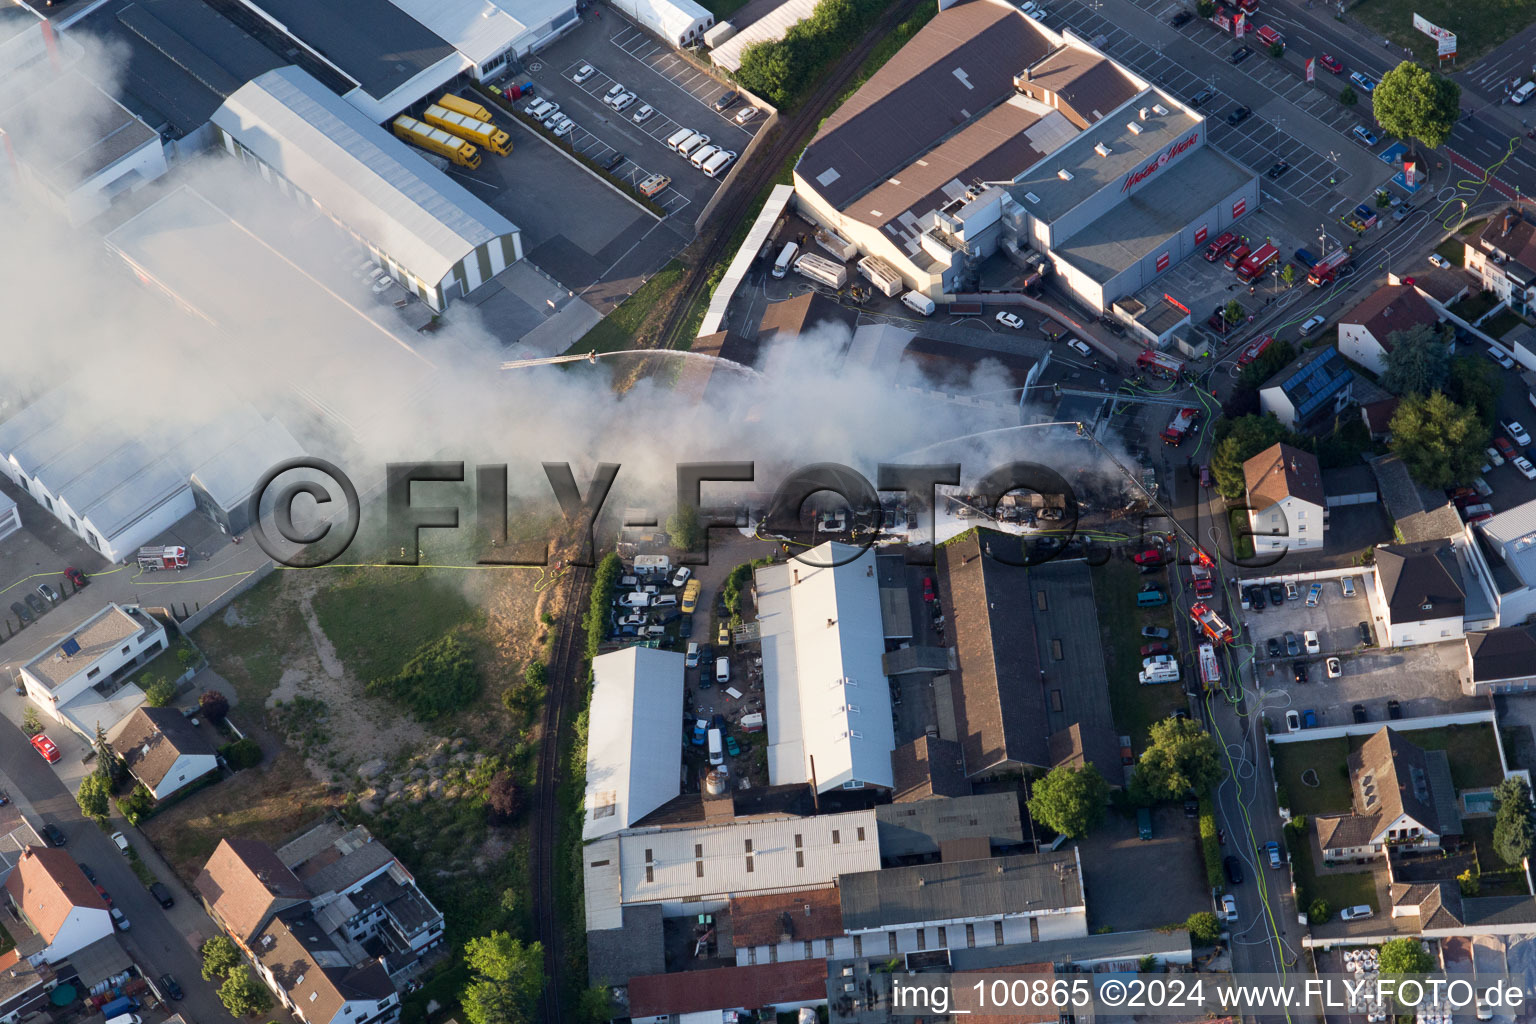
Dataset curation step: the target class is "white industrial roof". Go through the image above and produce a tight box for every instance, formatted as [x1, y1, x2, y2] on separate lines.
[211, 66, 517, 287]
[584, 647, 686, 841]
[583, 837, 624, 931]
[384, 0, 572, 65]
[616, 809, 880, 905]
[710, 0, 817, 72]
[756, 542, 896, 792]
[1480, 499, 1536, 587]
[610, 0, 711, 42]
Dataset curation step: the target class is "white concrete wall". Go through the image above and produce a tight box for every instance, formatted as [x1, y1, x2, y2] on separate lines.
[149, 753, 219, 800]
[42, 907, 113, 963]
[1249, 496, 1327, 553]
[1338, 323, 1388, 375]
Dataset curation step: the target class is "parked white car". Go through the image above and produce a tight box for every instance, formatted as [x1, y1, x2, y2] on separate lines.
[1504, 420, 1531, 445]
[1516, 455, 1536, 480]
[1221, 894, 1239, 922]
[573, 63, 596, 83]
[633, 104, 655, 124]
[553, 117, 576, 138]
[1066, 339, 1092, 357]
[613, 92, 636, 112]
[995, 311, 1025, 330]
[1340, 905, 1374, 921]
[604, 83, 627, 106]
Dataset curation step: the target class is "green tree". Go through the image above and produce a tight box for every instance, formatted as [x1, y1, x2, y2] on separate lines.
[573, 986, 618, 1024]
[76, 773, 111, 824]
[1210, 415, 1292, 499]
[462, 931, 544, 1024]
[1308, 898, 1330, 923]
[1130, 718, 1224, 803]
[1372, 61, 1460, 157]
[218, 967, 272, 1017]
[1223, 299, 1244, 325]
[1280, 263, 1296, 288]
[1268, 41, 1285, 58]
[1381, 322, 1452, 396]
[22, 705, 40, 735]
[1493, 777, 1535, 865]
[1237, 339, 1296, 390]
[1379, 937, 1435, 977]
[144, 676, 177, 708]
[1186, 911, 1221, 945]
[219, 739, 262, 771]
[666, 504, 704, 551]
[1195, 0, 1215, 15]
[1340, 84, 1357, 106]
[1447, 353, 1500, 426]
[1027, 764, 1109, 838]
[1388, 391, 1489, 488]
[201, 935, 242, 980]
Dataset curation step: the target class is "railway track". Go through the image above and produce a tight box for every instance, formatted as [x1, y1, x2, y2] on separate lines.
[531, 563, 592, 1024]
[648, 0, 927, 355]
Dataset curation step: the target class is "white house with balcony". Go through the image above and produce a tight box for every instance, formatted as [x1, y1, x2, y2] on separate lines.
[18, 604, 163, 730]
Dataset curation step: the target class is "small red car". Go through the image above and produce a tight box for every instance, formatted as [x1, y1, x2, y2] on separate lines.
[1141, 642, 1171, 657]
[95, 885, 113, 907]
[64, 566, 88, 588]
[1318, 53, 1343, 74]
[922, 577, 935, 602]
[1496, 436, 1518, 460]
[31, 734, 60, 763]
[1132, 549, 1164, 566]
[1204, 232, 1237, 262]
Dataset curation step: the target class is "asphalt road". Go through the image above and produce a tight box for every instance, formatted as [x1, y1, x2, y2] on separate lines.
[1, 717, 238, 1024]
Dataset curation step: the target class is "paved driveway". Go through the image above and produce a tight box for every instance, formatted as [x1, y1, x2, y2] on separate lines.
[0, 718, 240, 1024]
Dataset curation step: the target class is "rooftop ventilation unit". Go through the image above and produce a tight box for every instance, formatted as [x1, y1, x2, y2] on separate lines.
[1057, 168, 1074, 181]
[1138, 106, 1151, 120]
[1152, 103, 1170, 115]
[1127, 122, 1144, 134]
[1024, 191, 1041, 203]
[1094, 143, 1112, 157]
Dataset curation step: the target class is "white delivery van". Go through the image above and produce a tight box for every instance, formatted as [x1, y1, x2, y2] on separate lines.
[677, 133, 710, 157]
[618, 592, 650, 607]
[715, 656, 731, 684]
[690, 144, 720, 169]
[701, 149, 735, 178]
[740, 712, 765, 732]
[1138, 662, 1180, 684]
[666, 127, 694, 150]
[708, 728, 724, 765]
[901, 290, 936, 315]
[772, 242, 799, 279]
[652, 593, 678, 607]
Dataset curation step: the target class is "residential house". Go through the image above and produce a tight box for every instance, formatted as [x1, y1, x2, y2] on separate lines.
[195, 838, 310, 950]
[1242, 443, 1327, 553]
[1337, 283, 1443, 376]
[277, 822, 445, 968]
[1465, 208, 1536, 324]
[1467, 500, 1536, 630]
[1314, 727, 1462, 859]
[1373, 542, 1467, 647]
[1461, 624, 1536, 695]
[756, 542, 896, 793]
[1258, 347, 1356, 430]
[1360, 397, 1400, 442]
[251, 911, 398, 1024]
[17, 604, 163, 729]
[2, 847, 112, 962]
[108, 705, 218, 800]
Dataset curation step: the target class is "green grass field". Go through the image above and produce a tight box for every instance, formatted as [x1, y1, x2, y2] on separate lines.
[568, 259, 686, 356]
[1351, 0, 1536, 64]
[1271, 737, 1353, 816]
[1287, 825, 1380, 914]
[310, 569, 479, 684]
[1096, 560, 1185, 748]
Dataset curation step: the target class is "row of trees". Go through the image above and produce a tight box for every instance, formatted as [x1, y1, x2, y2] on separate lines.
[736, 0, 887, 108]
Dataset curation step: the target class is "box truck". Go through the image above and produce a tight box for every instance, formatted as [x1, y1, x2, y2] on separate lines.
[857, 255, 904, 297]
[423, 104, 511, 156]
[794, 253, 850, 288]
[392, 116, 481, 168]
[436, 93, 493, 122]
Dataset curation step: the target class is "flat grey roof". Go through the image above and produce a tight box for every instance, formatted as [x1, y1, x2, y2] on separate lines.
[874, 792, 1023, 858]
[0, 67, 157, 181]
[798, 0, 1054, 212]
[1008, 95, 1199, 225]
[237, 0, 454, 98]
[948, 928, 1192, 970]
[839, 848, 1083, 932]
[1051, 145, 1255, 282]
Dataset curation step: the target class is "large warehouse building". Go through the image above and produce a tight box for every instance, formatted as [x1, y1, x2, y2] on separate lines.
[792, 0, 1257, 312]
[212, 66, 522, 311]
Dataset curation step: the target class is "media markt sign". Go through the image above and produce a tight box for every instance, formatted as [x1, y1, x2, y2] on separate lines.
[1121, 132, 1200, 193]
[1412, 13, 1457, 58]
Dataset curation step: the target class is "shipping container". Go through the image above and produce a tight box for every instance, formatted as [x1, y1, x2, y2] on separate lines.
[794, 253, 850, 288]
[857, 255, 904, 297]
[436, 93, 493, 122]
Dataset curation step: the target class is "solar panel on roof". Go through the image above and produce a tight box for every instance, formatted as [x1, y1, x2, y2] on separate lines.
[61, 636, 81, 657]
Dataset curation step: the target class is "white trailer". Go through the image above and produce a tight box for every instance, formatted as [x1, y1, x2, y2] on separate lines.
[857, 255, 903, 297]
[794, 252, 849, 288]
[815, 226, 858, 261]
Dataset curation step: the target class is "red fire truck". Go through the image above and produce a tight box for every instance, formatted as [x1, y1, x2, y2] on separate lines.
[1236, 334, 1274, 366]
[1189, 602, 1235, 644]
[1198, 643, 1223, 690]
[1306, 248, 1351, 286]
[1236, 243, 1280, 283]
[137, 546, 189, 571]
[1161, 408, 1202, 446]
[1137, 349, 1185, 380]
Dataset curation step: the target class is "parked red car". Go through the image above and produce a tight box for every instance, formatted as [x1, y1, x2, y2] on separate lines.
[922, 577, 935, 602]
[1204, 232, 1237, 262]
[64, 566, 88, 588]
[1132, 549, 1165, 566]
[1496, 436, 1518, 460]
[1317, 53, 1344, 74]
[1141, 642, 1171, 657]
[31, 734, 60, 763]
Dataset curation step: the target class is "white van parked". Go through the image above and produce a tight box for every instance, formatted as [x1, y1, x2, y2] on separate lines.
[677, 133, 710, 157]
[702, 149, 736, 178]
[707, 728, 724, 765]
[901, 290, 936, 315]
[715, 656, 731, 684]
[772, 242, 799, 279]
[690, 144, 720, 169]
[525, 98, 554, 119]
[666, 127, 694, 150]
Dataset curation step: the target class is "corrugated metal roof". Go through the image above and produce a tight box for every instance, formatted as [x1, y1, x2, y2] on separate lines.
[584, 647, 686, 840]
[1480, 500, 1536, 586]
[757, 542, 896, 792]
[710, 0, 817, 72]
[238, 0, 456, 98]
[212, 66, 517, 287]
[838, 848, 1083, 932]
[385, 0, 573, 65]
[583, 837, 623, 930]
[616, 809, 880, 905]
[798, 0, 1053, 212]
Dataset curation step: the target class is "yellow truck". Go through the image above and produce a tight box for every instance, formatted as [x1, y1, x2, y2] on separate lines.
[391, 115, 480, 169]
[436, 93, 493, 122]
[423, 103, 511, 156]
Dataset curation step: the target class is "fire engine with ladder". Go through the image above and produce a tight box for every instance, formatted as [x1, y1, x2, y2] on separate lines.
[1189, 601, 1234, 645]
